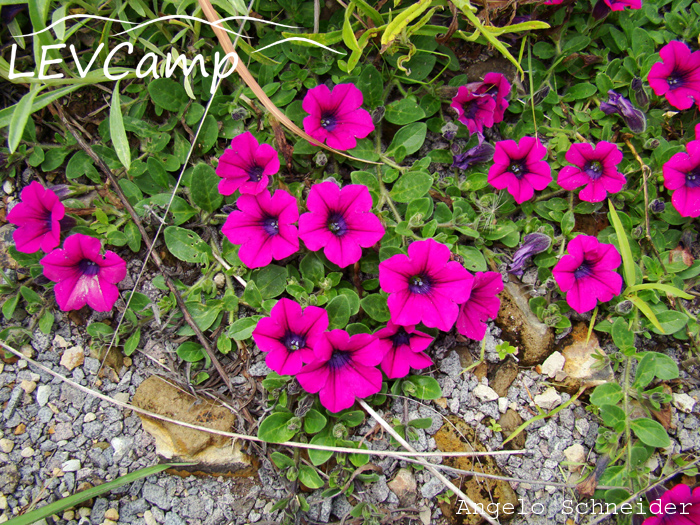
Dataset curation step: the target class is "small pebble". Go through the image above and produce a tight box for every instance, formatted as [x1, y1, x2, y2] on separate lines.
[62, 459, 81, 472]
[84, 413, 96, 423]
[104, 509, 119, 521]
[20, 447, 34, 458]
[63, 511, 74, 521]
[123, 357, 132, 367]
[144, 510, 157, 525]
[36, 385, 50, 407]
[20, 380, 36, 394]
[78, 508, 91, 518]
[0, 439, 14, 453]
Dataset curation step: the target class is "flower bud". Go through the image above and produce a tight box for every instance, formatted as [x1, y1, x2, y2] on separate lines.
[615, 300, 633, 315]
[286, 416, 302, 433]
[649, 199, 665, 213]
[631, 225, 644, 239]
[631, 78, 649, 107]
[313, 151, 327, 167]
[600, 90, 646, 133]
[644, 138, 660, 150]
[545, 278, 557, 291]
[50, 184, 71, 199]
[372, 106, 385, 125]
[332, 423, 348, 439]
[441, 122, 459, 141]
[230, 108, 248, 120]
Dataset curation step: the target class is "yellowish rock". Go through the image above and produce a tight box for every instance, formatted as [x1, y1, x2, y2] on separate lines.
[104, 509, 119, 521]
[132, 376, 258, 476]
[60, 346, 84, 371]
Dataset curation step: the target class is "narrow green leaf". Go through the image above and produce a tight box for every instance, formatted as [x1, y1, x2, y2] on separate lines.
[625, 283, 692, 300]
[628, 295, 664, 333]
[5, 464, 177, 525]
[0, 85, 82, 129]
[8, 86, 40, 154]
[608, 200, 637, 286]
[110, 80, 131, 170]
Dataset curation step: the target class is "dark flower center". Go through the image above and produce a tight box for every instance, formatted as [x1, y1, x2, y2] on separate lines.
[248, 165, 264, 182]
[573, 259, 594, 279]
[667, 71, 686, 88]
[262, 215, 279, 236]
[320, 112, 338, 132]
[584, 160, 604, 180]
[328, 349, 352, 369]
[686, 167, 700, 188]
[508, 160, 527, 179]
[327, 212, 348, 236]
[463, 100, 480, 119]
[281, 332, 306, 352]
[78, 259, 100, 276]
[408, 274, 431, 294]
[390, 328, 412, 348]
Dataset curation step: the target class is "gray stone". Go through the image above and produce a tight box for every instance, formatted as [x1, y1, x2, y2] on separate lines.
[439, 351, 462, 380]
[369, 476, 390, 503]
[163, 511, 186, 525]
[121, 498, 149, 517]
[91, 498, 108, 524]
[142, 483, 171, 511]
[0, 465, 20, 494]
[420, 475, 445, 499]
[3, 385, 22, 420]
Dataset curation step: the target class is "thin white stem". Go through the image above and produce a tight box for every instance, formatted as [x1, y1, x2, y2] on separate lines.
[358, 399, 500, 525]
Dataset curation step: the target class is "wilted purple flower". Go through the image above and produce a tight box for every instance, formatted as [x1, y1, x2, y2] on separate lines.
[631, 78, 649, 107]
[441, 122, 459, 141]
[508, 233, 552, 276]
[600, 90, 646, 133]
[453, 142, 495, 170]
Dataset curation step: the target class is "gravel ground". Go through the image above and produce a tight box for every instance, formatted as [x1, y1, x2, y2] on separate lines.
[2, 299, 699, 525]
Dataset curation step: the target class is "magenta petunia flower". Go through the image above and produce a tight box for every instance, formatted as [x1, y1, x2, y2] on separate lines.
[643, 484, 700, 525]
[557, 142, 626, 203]
[302, 84, 374, 151]
[296, 330, 383, 413]
[552, 235, 622, 314]
[222, 189, 299, 269]
[379, 239, 474, 332]
[488, 137, 551, 204]
[374, 321, 434, 379]
[456, 272, 503, 340]
[298, 182, 384, 268]
[648, 41, 700, 110]
[472, 72, 511, 123]
[216, 132, 280, 196]
[6, 181, 65, 254]
[451, 87, 496, 135]
[604, 0, 642, 10]
[662, 140, 700, 217]
[40, 234, 126, 312]
[252, 298, 328, 376]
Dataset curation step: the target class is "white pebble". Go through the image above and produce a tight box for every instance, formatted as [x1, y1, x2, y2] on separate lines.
[36, 385, 50, 407]
[20, 447, 34, 458]
[0, 439, 14, 454]
[62, 459, 81, 472]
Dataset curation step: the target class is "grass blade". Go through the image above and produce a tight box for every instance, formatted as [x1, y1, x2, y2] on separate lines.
[628, 294, 664, 334]
[625, 282, 692, 300]
[110, 79, 131, 170]
[8, 85, 40, 153]
[608, 199, 637, 287]
[5, 464, 186, 525]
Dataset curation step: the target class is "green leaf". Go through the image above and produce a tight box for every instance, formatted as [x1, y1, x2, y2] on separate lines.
[590, 383, 623, 407]
[185, 301, 222, 332]
[258, 412, 297, 443]
[0, 85, 82, 129]
[338, 410, 365, 427]
[633, 351, 679, 389]
[326, 295, 351, 330]
[110, 80, 131, 170]
[565, 83, 597, 101]
[386, 123, 427, 157]
[360, 294, 391, 322]
[403, 375, 441, 400]
[599, 404, 626, 433]
[8, 85, 40, 154]
[228, 316, 262, 340]
[300, 253, 324, 285]
[5, 464, 177, 525]
[148, 78, 188, 112]
[648, 310, 688, 336]
[625, 283, 692, 300]
[176, 342, 206, 363]
[385, 97, 426, 125]
[304, 409, 327, 434]
[270, 452, 295, 469]
[38, 310, 54, 335]
[244, 281, 263, 309]
[86, 322, 114, 338]
[611, 317, 634, 351]
[253, 265, 288, 299]
[630, 418, 670, 448]
[628, 295, 664, 333]
[390, 171, 433, 203]
[298, 465, 324, 489]
[608, 200, 637, 286]
[309, 430, 335, 466]
[2, 295, 20, 320]
[164, 226, 212, 264]
[19, 286, 42, 305]
[560, 211, 575, 236]
[123, 328, 141, 357]
[189, 164, 223, 212]
[357, 65, 383, 110]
